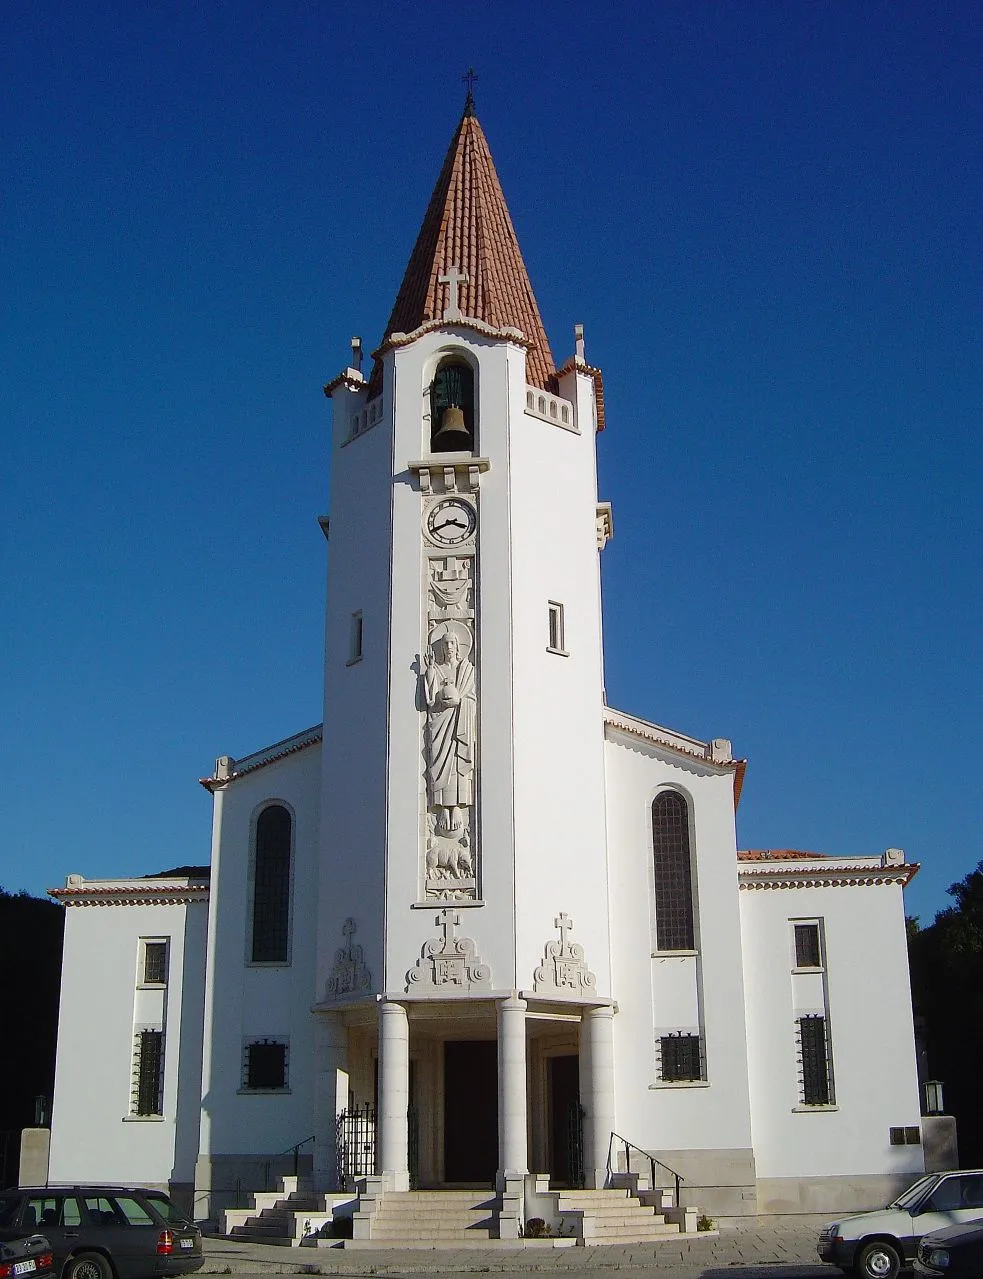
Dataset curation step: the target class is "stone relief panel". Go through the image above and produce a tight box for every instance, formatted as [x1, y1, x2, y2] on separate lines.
[406, 909, 491, 993]
[419, 504, 479, 901]
[324, 917, 372, 1000]
[533, 912, 598, 998]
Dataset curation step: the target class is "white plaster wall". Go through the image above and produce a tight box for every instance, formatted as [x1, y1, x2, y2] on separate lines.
[316, 381, 390, 998]
[740, 876, 923, 1178]
[49, 895, 207, 1186]
[198, 744, 320, 1160]
[603, 730, 754, 1153]
[508, 372, 611, 997]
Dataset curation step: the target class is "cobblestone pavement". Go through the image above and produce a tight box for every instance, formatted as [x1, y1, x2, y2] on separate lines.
[200, 1217, 832, 1277]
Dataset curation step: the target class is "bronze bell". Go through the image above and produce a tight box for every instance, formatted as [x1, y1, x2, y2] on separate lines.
[432, 404, 469, 449]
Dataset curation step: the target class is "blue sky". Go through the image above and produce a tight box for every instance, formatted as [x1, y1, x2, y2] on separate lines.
[3, 1, 979, 927]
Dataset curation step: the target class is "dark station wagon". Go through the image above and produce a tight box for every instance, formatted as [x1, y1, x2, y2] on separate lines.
[0, 1189, 202, 1279]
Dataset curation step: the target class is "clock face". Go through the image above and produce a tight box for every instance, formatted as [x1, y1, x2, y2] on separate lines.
[426, 497, 476, 546]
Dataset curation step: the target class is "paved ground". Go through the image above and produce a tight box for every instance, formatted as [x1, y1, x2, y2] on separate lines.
[199, 1217, 832, 1277]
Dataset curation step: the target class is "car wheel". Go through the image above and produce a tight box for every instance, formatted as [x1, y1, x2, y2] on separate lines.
[64, 1253, 112, 1279]
[855, 1240, 901, 1279]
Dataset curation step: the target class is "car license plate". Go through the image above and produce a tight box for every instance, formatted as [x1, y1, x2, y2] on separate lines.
[179, 1240, 194, 1250]
[13, 1261, 36, 1275]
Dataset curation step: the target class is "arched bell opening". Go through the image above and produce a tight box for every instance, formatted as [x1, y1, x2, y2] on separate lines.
[429, 358, 476, 453]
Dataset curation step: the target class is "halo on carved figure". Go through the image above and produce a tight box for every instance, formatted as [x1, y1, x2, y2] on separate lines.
[427, 619, 473, 661]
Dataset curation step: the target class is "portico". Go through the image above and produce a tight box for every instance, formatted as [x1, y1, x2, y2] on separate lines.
[317, 991, 615, 1196]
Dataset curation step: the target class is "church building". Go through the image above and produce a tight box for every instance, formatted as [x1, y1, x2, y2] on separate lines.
[47, 96, 924, 1235]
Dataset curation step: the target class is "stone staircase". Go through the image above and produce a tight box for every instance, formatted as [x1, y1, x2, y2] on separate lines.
[347, 1189, 498, 1248]
[222, 1176, 353, 1246]
[555, 1187, 686, 1244]
[223, 1174, 707, 1249]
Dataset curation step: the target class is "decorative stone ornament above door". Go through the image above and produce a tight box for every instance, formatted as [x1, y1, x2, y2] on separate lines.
[406, 908, 491, 993]
[533, 912, 598, 997]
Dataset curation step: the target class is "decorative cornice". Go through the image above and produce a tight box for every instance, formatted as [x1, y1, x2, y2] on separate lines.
[50, 880, 209, 908]
[739, 861, 919, 890]
[604, 708, 747, 810]
[556, 356, 606, 432]
[323, 368, 366, 397]
[200, 724, 323, 791]
[373, 316, 531, 363]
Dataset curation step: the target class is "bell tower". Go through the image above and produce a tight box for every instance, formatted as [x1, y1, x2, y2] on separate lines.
[315, 95, 615, 1195]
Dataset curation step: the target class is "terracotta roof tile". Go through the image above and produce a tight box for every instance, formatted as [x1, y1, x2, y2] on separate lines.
[738, 849, 829, 861]
[372, 105, 556, 393]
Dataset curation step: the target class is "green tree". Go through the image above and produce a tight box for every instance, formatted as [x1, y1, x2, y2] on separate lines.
[909, 860, 983, 1166]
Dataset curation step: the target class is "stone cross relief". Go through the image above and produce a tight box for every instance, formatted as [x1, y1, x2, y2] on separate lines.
[438, 265, 469, 322]
[324, 917, 372, 1000]
[406, 908, 491, 992]
[533, 912, 598, 997]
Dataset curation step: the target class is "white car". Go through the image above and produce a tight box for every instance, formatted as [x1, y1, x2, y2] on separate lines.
[818, 1170, 983, 1279]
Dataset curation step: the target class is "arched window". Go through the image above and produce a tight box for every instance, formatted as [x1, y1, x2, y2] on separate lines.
[430, 359, 475, 453]
[652, 791, 695, 951]
[251, 804, 292, 963]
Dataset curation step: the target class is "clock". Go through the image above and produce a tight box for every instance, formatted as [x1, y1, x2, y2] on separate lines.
[426, 497, 476, 547]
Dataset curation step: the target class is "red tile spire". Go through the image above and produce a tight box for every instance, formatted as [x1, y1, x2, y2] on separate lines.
[375, 102, 557, 391]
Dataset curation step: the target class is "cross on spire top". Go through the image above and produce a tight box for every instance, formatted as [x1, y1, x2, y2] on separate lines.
[462, 67, 477, 116]
[555, 912, 573, 950]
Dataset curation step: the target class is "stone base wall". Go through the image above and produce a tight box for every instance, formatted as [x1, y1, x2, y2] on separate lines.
[193, 1152, 314, 1225]
[648, 1148, 758, 1218]
[754, 1173, 914, 1217]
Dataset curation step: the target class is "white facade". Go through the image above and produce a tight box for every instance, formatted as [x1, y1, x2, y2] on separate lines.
[48, 103, 924, 1223]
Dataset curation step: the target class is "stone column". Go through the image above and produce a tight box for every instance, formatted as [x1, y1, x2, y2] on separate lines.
[582, 1005, 616, 1189]
[312, 1013, 347, 1190]
[377, 1000, 410, 1191]
[497, 995, 529, 1186]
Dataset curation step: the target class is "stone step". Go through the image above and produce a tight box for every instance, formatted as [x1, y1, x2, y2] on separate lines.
[588, 1219, 679, 1235]
[361, 1226, 494, 1241]
[374, 1204, 493, 1218]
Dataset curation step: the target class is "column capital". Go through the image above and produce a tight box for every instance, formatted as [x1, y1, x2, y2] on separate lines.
[499, 993, 528, 1014]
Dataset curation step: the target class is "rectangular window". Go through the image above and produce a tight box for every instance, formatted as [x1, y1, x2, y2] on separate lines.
[134, 1029, 164, 1115]
[348, 611, 363, 663]
[798, 1015, 834, 1105]
[547, 601, 566, 653]
[794, 922, 822, 968]
[659, 1033, 703, 1082]
[142, 941, 168, 985]
[243, 1039, 288, 1090]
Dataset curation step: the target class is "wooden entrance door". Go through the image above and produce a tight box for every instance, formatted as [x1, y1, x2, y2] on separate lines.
[443, 1040, 498, 1184]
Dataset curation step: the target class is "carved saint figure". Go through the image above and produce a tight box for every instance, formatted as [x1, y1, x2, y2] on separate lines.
[423, 624, 476, 834]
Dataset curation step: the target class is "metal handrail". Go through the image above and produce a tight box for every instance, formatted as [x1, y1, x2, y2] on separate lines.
[608, 1132, 683, 1205]
[278, 1134, 316, 1178]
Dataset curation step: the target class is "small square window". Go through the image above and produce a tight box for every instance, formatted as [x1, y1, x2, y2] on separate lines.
[659, 1033, 703, 1082]
[143, 941, 168, 985]
[794, 922, 822, 968]
[243, 1039, 287, 1090]
[547, 601, 566, 654]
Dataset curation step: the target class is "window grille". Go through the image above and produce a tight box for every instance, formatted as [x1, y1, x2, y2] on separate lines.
[143, 941, 167, 985]
[794, 923, 822, 968]
[659, 1032, 703, 1082]
[244, 1039, 287, 1090]
[135, 1030, 164, 1115]
[798, 1014, 834, 1105]
[652, 791, 695, 950]
[251, 805, 291, 963]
